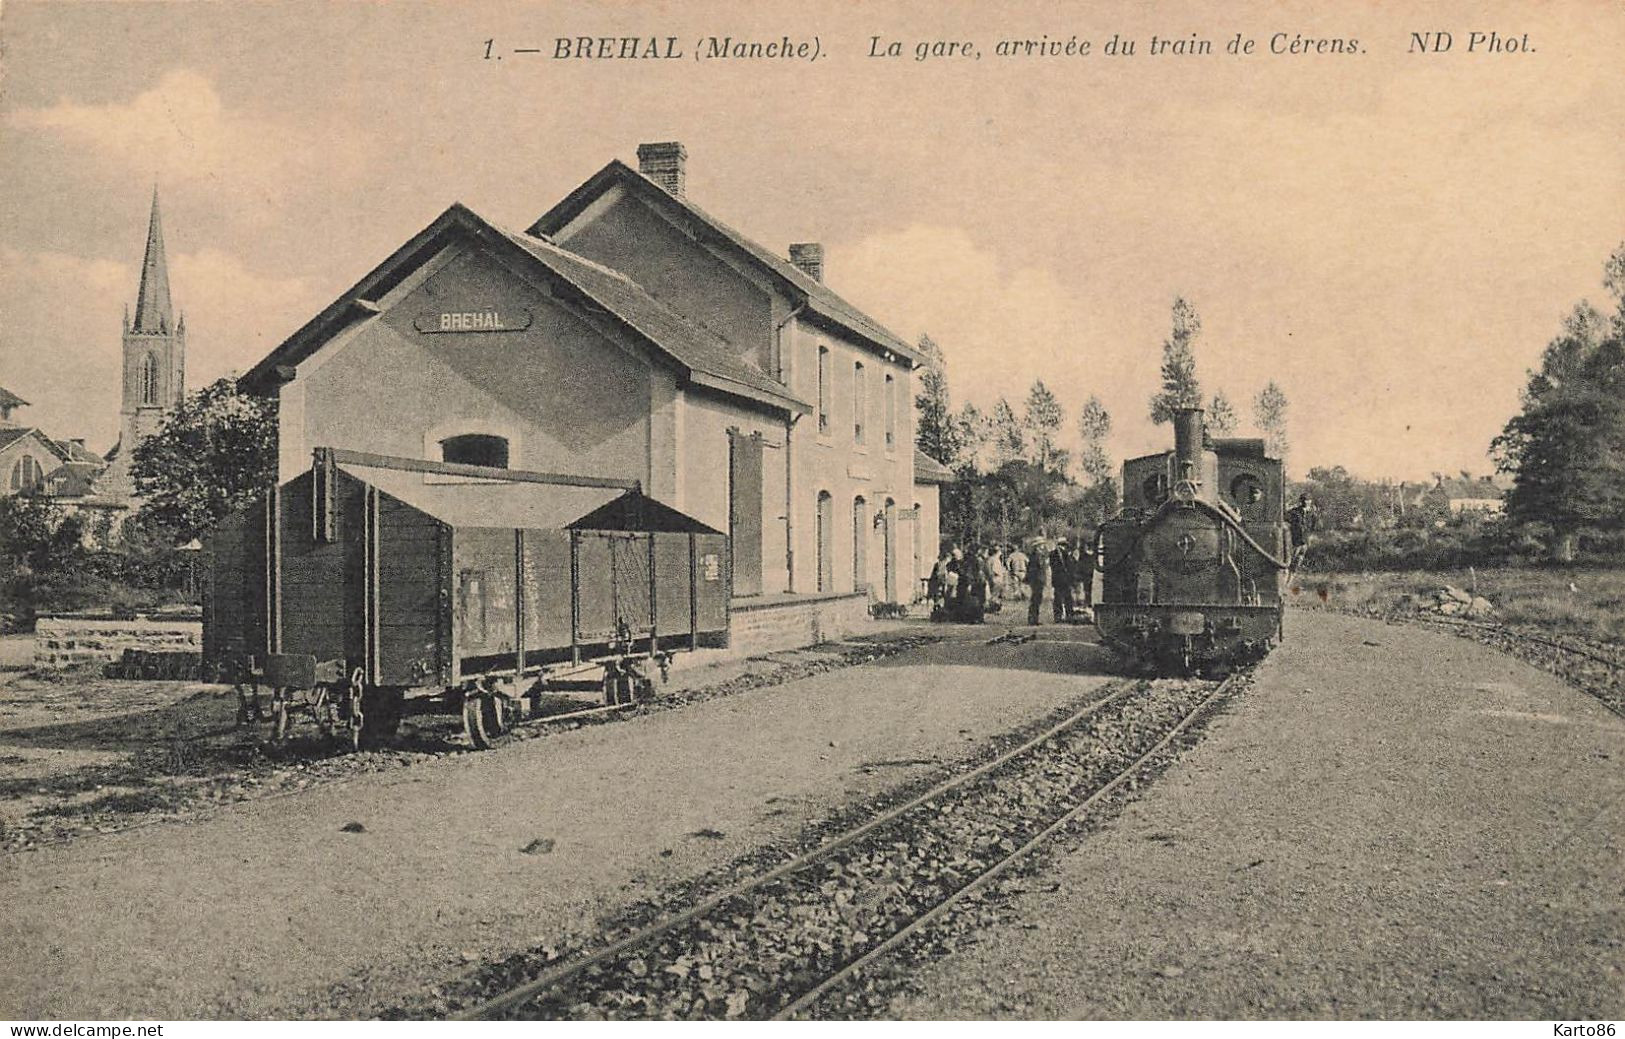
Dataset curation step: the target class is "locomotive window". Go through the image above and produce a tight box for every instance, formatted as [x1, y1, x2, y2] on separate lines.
[441, 434, 509, 469]
[1230, 473, 1264, 506]
[1142, 472, 1168, 505]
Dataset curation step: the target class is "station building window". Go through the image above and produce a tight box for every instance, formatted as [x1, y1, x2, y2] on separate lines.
[440, 433, 510, 469]
[884, 372, 896, 451]
[817, 346, 831, 435]
[852, 495, 868, 591]
[816, 490, 833, 592]
[853, 361, 866, 445]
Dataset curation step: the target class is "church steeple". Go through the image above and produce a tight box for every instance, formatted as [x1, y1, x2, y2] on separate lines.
[131, 187, 173, 335]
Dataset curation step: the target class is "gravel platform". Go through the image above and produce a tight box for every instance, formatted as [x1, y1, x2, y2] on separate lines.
[0, 624, 1114, 1019]
[888, 610, 1625, 1019]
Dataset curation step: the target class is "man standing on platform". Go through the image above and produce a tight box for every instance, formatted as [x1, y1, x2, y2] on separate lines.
[1050, 537, 1075, 622]
[1025, 539, 1049, 626]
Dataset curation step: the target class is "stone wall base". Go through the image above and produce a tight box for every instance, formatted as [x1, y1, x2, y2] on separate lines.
[34, 616, 203, 674]
[726, 591, 873, 657]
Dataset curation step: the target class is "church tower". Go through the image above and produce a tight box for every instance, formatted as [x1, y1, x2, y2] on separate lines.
[103, 188, 186, 500]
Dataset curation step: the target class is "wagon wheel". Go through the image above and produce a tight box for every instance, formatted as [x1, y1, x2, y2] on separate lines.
[311, 686, 335, 737]
[359, 686, 405, 748]
[345, 669, 366, 752]
[234, 681, 262, 727]
[270, 689, 290, 742]
[462, 690, 511, 750]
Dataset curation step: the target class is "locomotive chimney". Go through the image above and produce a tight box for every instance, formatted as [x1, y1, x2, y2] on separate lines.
[1173, 407, 1205, 486]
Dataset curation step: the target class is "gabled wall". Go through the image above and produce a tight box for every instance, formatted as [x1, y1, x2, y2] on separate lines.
[277, 244, 656, 488]
[552, 188, 778, 373]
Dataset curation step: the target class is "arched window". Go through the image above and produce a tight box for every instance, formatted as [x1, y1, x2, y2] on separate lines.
[852, 495, 868, 591]
[440, 433, 509, 468]
[9, 455, 43, 493]
[815, 491, 833, 593]
[140, 354, 160, 406]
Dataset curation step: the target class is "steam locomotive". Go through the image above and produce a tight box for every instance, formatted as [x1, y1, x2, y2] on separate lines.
[1095, 408, 1290, 671]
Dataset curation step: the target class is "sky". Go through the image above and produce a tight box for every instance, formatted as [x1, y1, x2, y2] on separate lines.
[1, 0, 1621, 482]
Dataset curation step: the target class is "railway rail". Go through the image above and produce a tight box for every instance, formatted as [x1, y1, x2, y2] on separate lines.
[444, 670, 1242, 1021]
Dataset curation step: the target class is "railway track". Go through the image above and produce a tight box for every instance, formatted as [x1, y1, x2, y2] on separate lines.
[1337, 608, 1625, 718]
[444, 670, 1242, 1021]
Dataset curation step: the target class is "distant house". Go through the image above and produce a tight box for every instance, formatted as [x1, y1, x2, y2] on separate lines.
[1424, 475, 1506, 517]
[0, 386, 127, 540]
[0, 425, 68, 497]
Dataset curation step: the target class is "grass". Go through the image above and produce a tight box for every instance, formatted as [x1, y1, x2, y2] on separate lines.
[1292, 565, 1625, 648]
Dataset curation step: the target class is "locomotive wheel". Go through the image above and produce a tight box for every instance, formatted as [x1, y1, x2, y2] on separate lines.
[463, 691, 511, 750]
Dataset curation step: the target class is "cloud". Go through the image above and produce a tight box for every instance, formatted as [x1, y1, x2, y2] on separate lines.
[7, 69, 370, 217]
[0, 245, 319, 451]
[830, 224, 1165, 467]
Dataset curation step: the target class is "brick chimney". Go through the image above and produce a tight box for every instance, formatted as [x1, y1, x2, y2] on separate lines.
[636, 141, 687, 197]
[788, 242, 824, 282]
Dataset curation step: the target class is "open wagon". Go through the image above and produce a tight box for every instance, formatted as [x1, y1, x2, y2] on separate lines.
[203, 448, 730, 748]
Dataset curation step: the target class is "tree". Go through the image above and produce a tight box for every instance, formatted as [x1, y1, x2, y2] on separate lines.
[131, 377, 278, 543]
[1492, 246, 1625, 561]
[1207, 391, 1238, 436]
[914, 334, 961, 467]
[1076, 395, 1116, 522]
[1253, 380, 1290, 462]
[956, 402, 989, 472]
[1148, 296, 1204, 424]
[988, 398, 1026, 468]
[1023, 379, 1064, 472]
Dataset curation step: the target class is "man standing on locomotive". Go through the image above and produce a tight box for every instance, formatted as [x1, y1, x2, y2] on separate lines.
[1287, 492, 1320, 571]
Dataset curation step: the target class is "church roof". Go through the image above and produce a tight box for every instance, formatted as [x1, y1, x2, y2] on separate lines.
[132, 187, 175, 334]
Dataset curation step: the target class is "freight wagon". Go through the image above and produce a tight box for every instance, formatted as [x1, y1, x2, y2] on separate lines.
[203, 448, 730, 748]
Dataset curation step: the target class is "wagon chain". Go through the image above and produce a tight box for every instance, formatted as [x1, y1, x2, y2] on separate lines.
[455, 678, 1147, 1021]
[457, 672, 1237, 1021]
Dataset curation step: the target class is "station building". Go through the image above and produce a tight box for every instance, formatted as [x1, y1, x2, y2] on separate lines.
[243, 143, 951, 613]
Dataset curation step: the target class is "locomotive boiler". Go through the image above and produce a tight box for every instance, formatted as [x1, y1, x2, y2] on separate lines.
[203, 448, 730, 749]
[1095, 408, 1290, 671]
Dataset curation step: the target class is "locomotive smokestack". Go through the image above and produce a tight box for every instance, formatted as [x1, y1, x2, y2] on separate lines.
[1173, 407, 1204, 485]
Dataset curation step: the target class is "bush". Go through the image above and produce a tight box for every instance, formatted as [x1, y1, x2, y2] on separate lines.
[1300, 519, 1564, 573]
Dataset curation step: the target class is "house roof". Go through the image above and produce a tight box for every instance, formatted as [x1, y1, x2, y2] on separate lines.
[43, 461, 103, 499]
[528, 160, 922, 367]
[338, 460, 721, 534]
[53, 440, 105, 465]
[0, 386, 27, 410]
[914, 448, 956, 484]
[0, 427, 70, 461]
[1434, 477, 1505, 501]
[240, 204, 810, 417]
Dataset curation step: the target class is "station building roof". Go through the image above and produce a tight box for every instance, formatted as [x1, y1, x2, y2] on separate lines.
[529, 160, 922, 368]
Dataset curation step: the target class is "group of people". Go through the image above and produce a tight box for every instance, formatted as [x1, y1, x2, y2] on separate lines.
[928, 536, 1096, 626]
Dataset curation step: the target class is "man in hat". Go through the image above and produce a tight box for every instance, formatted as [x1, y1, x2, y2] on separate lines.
[1050, 537, 1075, 622]
[1287, 493, 1319, 571]
[1025, 539, 1049, 626]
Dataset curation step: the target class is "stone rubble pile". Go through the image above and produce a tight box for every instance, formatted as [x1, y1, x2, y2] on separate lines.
[1411, 585, 1496, 620]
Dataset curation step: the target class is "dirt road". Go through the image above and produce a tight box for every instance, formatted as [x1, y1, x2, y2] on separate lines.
[0, 625, 1114, 1019]
[889, 612, 1625, 1019]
